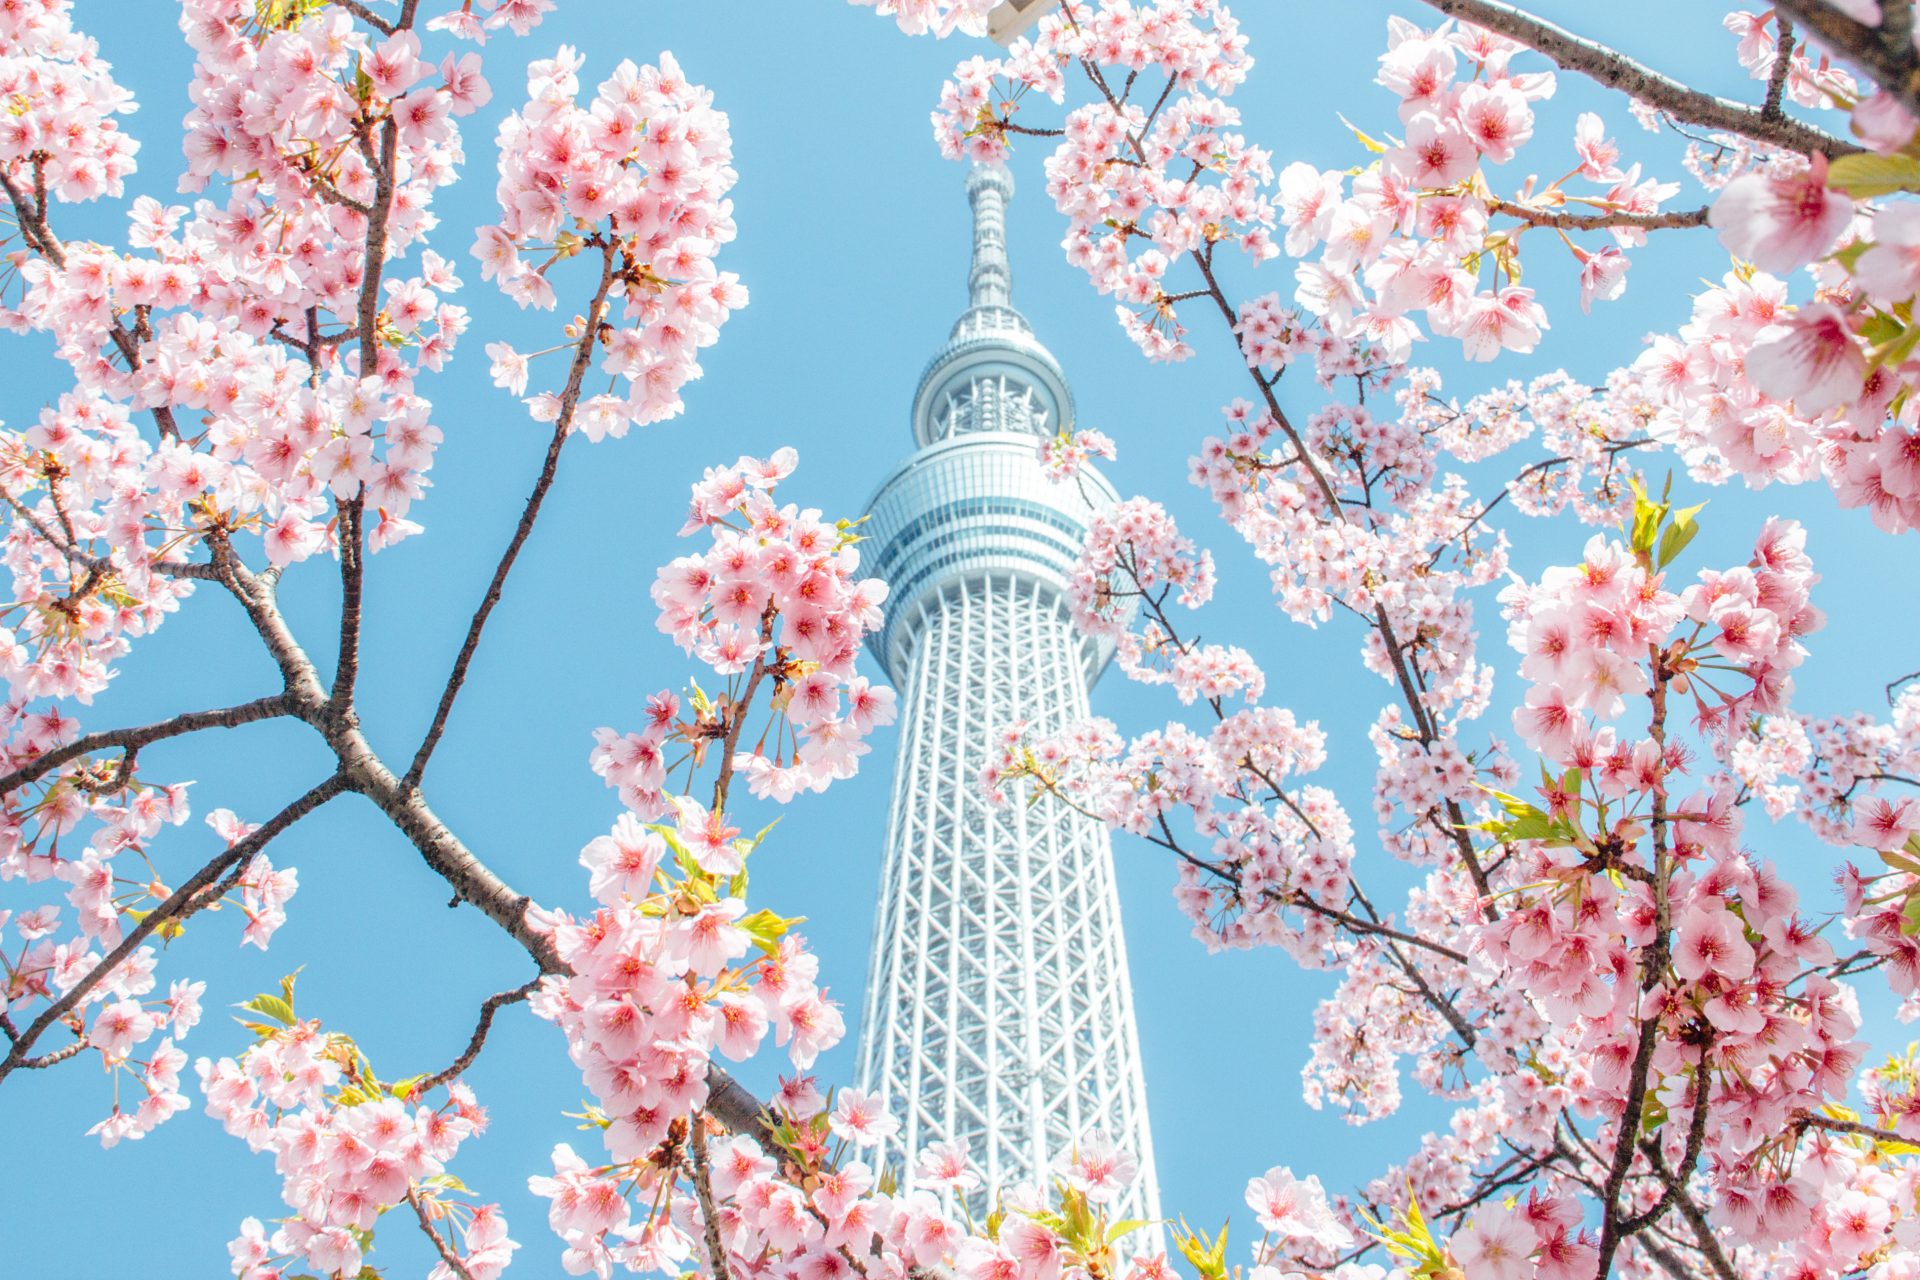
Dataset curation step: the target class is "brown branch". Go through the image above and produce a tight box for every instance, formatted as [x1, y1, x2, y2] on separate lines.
[0, 694, 291, 797]
[404, 242, 620, 791]
[329, 0, 396, 34]
[1640, 1142, 1739, 1280]
[356, 119, 399, 368]
[333, 496, 366, 712]
[414, 979, 540, 1093]
[0, 774, 347, 1083]
[407, 1188, 476, 1280]
[1798, 1113, 1913, 1145]
[1416, 0, 1860, 156]
[1487, 198, 1710, 231]
[15, 1033, 90, 1070]
[1776, 0, 1920, 120]
[690, 1115, 736, 1280]
[1765, 16, 1797, 120]
[184, 534, 783, 1149]
[1621, 1037, 1715, 1235]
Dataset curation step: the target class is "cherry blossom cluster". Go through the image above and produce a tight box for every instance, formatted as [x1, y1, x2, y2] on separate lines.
[0, 745, 307, 1142]
[850, 0, 996, 38]
[475, 47, 746, 436]
[0, 0, 554, 1162]
[587, 450, 895, 813]
[200, 997, 516, 1280]
[1726, 681, 1920, 1015]
[425, 0, 558, 43]
[0, 0, 137, 205]
[1501, 515, 1820, 765]
[985, 705, 1356, 967]
[1037, 426, 1117, 482]
[523, 839, 845, 1256]
[524, 1101, 1161, 1280]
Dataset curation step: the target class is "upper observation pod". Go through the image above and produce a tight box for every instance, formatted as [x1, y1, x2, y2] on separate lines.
[865, 164, 1118, 687]
[909, 164, 1076, 449]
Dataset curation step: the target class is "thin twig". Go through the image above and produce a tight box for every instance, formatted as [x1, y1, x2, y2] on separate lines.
[415, 979, 540, 1093]
[407, 1188, 476, 1280]
[1775, 0, 1920, 121]
[330, 0, 396, 34]
[404, 241, 619, 791]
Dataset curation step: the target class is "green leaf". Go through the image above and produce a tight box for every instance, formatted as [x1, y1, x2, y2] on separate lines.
[1655, 501, 1706, 569]
[1870, 316, 1920, 370]
[237, 992, 295, 1026]
[1828, 151, 1920, 198]
[742, 818, 781, 854]
[1832, 240, 1872, 272]
[739, 908, 801, 957]
[1106, 1218, 1152, 1244]
[1627, 477, 1666, 556]
[1862, 311, 1905, 348]
[1901, 893, 1920, 939]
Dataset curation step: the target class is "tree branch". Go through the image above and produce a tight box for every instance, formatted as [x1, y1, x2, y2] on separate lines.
[1798, 1113, 1914, 1145]
[415, 979, 540, 1093]
[406, 1188, 476, 1280]
[0, 694, 291, 797]
[329, 0, 396, 34]
[1775, 0, 1920, 120]
[404, 241, 620, 791]
[1641, 1141, 1739, 1280]
[1416, 0, 1860, 156]
[1765, 16, 1797, 120]
[0, 489, 218, 582]
[0, 773, 347, 1082]
[333, 496, 366, 713]
[690, 1116, 737, 1280]
[1487, 198, 1710, 231]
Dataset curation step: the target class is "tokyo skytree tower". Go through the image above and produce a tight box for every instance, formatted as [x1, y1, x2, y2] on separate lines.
[854, 164, 1162, 1230]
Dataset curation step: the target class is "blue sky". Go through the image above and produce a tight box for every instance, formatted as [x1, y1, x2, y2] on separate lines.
[6, 2, 1919, 1276]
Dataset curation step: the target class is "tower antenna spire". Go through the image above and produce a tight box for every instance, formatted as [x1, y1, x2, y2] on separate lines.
[965, 163, 1014, 309]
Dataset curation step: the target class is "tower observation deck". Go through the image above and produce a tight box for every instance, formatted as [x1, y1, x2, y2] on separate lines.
[855, 164, 1162, 1231]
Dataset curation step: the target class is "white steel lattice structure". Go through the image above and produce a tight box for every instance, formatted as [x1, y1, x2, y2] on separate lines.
[855, 164, 1162, 1232]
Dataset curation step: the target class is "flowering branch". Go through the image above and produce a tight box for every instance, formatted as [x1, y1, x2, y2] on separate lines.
[406, 1187, 477, 1280]
[0, 773, 347, 1082]
[1485, 198, 1710, 230]
[1415, 0, 1860, 155]
[0, 694, 292, 795]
